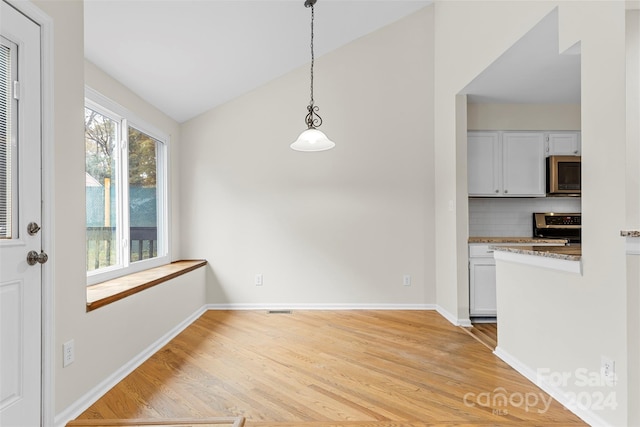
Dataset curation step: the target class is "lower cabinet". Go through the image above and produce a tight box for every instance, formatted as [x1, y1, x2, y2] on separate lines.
[468, 241, 566, 318]
[469, 252, 497, 317]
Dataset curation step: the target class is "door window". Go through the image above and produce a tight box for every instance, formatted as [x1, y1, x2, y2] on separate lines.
[0, 37, 17, 240]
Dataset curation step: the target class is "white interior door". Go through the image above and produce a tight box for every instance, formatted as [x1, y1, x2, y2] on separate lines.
[0, 2, 43, 426]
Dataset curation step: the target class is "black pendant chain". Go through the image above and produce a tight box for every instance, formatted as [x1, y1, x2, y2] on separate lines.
[304, 0, 323, 129]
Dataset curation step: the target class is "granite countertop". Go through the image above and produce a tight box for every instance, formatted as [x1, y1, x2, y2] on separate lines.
[621, 230, 640, 237]
[468, 237, 568, 244]
[491, 244, 581, 261]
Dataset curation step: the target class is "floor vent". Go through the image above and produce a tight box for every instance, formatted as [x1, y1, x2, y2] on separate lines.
[267, 310, 292, 314]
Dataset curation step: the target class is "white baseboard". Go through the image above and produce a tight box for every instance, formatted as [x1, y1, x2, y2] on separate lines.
[436, 305, 472, 327]
[53, 305, 208, 427]
[206, 303, 436, 311]
[494, 346, 612, 427]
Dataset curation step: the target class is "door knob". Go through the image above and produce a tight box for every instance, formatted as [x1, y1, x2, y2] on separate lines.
[27, 250, 48, 266]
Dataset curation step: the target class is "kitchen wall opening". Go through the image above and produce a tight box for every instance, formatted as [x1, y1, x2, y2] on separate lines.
[460, 8, 582, 327]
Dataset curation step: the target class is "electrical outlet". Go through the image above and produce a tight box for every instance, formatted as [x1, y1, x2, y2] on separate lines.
[63, 339, 75, 367]
[403, 274, 411, 286]
[255, 274, 263, 286]
[601, 356, 615, 383]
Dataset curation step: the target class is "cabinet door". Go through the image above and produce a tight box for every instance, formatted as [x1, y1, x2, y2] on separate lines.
[469, 258, 497, 316]
[468, 132, 501, 196]
[546, 132, 581, 156]
[502, 132, 545, 196]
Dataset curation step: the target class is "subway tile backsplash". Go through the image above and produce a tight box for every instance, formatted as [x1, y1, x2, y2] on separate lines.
[468, 198, 581, 237]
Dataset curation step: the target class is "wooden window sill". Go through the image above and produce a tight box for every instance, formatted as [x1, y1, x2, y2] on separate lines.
[86, 260, 207, 312]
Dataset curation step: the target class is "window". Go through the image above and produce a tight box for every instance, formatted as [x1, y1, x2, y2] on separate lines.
[1, 37, 17, 240]
[85, 88, 169, 285]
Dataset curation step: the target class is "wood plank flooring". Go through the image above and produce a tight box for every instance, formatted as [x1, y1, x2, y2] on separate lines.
[73, 311, 586, 427]
[461, 323, 497, 351]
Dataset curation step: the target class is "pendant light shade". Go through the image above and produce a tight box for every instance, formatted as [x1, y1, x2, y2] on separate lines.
[290, 0, 335, 152]
[291, 128, 335, 152]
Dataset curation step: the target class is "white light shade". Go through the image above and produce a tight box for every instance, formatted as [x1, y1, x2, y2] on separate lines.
[290, 128, 335, 152]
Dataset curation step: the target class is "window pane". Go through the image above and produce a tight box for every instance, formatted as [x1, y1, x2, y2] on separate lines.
[85, 90, 169, 284]
[128, 126, 158, 263]
[0, 40, 16, 240]
[85, 107, 118, 271]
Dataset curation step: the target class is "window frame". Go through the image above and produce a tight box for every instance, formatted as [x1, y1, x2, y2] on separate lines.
[85, 86, 170, 286]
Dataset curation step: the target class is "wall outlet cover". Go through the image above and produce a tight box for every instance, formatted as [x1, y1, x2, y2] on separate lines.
[601, 356, 615, 384]
[63, 339, 75, 367]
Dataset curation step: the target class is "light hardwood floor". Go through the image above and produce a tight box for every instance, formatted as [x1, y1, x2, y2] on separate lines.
[73, 310, 586, 426]
[462, 323, 498, 351]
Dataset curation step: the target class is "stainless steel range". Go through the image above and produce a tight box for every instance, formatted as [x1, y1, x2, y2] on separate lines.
[533, 212, 581, 243]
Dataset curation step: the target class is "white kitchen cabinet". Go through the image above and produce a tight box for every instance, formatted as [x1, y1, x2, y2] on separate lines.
[545, 132, 581, 156]
[468, 241, 566, 318]
[502, 132, 546, 196]
[469, 254, 497, 317]
[467, 132, 500, 196]
[468, 131, 545, 197]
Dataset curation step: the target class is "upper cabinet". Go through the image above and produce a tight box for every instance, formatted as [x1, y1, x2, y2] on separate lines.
[502, 132, 546, 196]
[468, 132, 501, 196]
[545, 132, 581, 156]
[468, 131, 546, 197]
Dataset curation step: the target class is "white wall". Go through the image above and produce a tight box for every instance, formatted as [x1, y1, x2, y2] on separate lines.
[29, 1, 207, 419]
[625, 9, 640, 427]
[180, 8, 435, 307]
[626, 11, 640, 229]
[628, 255, 640, 427]
[435, 2, 628, 425]
[467, 103, 581, 131]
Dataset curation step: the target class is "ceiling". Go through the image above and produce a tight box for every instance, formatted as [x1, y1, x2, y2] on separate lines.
[84, 0, 431, 123]
[85, 2, 583, 124]
[462, 9, 581, 104]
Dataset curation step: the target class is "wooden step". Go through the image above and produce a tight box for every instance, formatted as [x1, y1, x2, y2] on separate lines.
[245, 422, 582, 427]
[66, 417, 244, 427]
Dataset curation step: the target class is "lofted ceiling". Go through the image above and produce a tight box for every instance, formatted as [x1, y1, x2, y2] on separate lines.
[84, 0, 432, 123]
[85, 2, 585, 124]
[462, 9, 581, 105]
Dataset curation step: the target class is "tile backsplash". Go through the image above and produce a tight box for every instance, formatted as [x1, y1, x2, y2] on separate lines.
[468, 198, 581, 237]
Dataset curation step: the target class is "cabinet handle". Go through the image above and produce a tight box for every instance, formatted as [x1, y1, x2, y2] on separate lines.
[495, 189, 499, 193]
[574, 150, 578, 154]
[504, 189, 508, 194]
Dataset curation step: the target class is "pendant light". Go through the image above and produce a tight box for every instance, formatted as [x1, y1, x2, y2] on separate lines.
[290, 0, 335, 152]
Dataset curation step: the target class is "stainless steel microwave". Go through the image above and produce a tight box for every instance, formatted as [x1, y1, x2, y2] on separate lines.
[547, 155, 581, 195]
